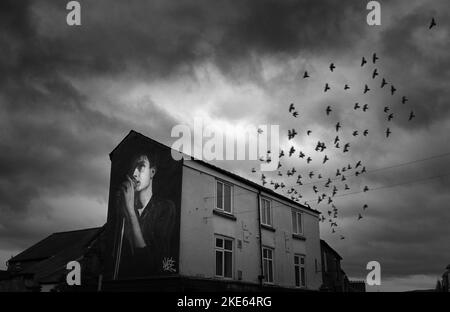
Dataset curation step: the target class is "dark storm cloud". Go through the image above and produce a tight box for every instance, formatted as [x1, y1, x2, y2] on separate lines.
[0, 0, 369, 212]
[378, 2, 450, 128]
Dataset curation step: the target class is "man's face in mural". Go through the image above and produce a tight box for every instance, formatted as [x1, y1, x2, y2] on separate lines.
[131, 155, 156, 192]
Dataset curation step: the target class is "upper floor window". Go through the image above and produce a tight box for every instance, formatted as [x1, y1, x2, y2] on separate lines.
[291, 209, 303, 235]
[216, 180, 232, 213]
[260, 198, 272, 226]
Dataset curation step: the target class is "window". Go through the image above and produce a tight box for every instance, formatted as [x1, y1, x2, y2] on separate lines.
[294, 255, 306, 288]
[262, 247, 274, 283]
[215, 237, 233, 278]
[291, 209, 303, 235]
[216, 181, 232, 213]
[260, 198, 272, 226]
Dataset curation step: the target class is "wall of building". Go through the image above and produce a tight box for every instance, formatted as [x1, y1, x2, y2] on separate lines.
[179, 160, 322, 290]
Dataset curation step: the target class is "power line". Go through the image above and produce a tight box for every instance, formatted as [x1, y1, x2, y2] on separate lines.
[304, 171, 450, 205]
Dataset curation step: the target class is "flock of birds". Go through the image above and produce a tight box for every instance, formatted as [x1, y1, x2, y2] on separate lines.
[248, 16, 439, 237]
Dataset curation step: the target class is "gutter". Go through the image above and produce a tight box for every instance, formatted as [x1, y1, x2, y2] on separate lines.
[256, 189, 264, 287]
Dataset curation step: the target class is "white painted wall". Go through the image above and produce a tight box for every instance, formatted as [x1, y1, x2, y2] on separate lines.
[179, 160, 322, 290]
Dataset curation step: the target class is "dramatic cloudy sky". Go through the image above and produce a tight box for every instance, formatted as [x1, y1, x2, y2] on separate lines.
[1, 0, 449, 291]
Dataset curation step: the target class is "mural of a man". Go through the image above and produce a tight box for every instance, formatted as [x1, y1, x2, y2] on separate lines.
[115, 151, 177, 278]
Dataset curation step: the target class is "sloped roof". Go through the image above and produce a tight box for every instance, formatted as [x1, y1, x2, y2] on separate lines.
[320, 239, 343, 260]
[111, 130, 320, 215]
[10, 227, 101, 263]
[20, 227, 103, 284]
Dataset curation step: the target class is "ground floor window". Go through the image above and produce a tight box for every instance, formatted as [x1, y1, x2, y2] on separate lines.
[262, 247, 274, 283]
[215, 236, 233, 278]
[294, 254, 306, 287]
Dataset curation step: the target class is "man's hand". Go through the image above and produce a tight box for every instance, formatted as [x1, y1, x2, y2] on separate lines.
[121, 175, 136, 220]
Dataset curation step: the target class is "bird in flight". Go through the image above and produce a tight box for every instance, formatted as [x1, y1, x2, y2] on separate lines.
[307, 157, 312, 164]
[429, 17, 437, 29]
[391, 85, 397, 95]
[288, 129, 298, 139]
[352, 130, 358, 137]
[299, 151, 305, 158]
[323, 155, 329, 164]
[381, 78, 388, 88]
[340, 235, 345, 240]
[409, 111, 416, 121]
[289, 146, 296, 157]
[372, 53, 379, 64]
[292, 111, 299, 117]
[387, 113, 394, 122]
[356, 160, 362, 168]
[251, 168, 256, 173]
[344, 84, 350, 90]
[307, 130, 312, 136]
[363, 129, 368, 136]
[330, 63, 336, 72]
[372, 68, 378, 79]
[364, 84, 370, 94]
[343, 143, 350, 153]
[289, 103, 295, 113]
[386, 128, 391, 138]
[354, 102, 361, 110]
[345, 184, 350, 190]
[324, 83, 330, 92]
[334, 136, 340, 144]
[383, 106, 390, 113]
[361, 56, 367, 67]
[363, 104, 369, 112]
[358, 214, 363, 220]
[401, 96, 408, 104]
[303, 71, 310, 78]
[257, 128, 263, 134]
[363, 186, 369, 192]
[363, 204, 368, 210]
[326, 106, 332, 116]
[335, 122, 341, 132]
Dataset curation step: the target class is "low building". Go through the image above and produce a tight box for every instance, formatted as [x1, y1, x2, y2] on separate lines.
[320, 239, 345, 292]
[2, 227, 103, 292]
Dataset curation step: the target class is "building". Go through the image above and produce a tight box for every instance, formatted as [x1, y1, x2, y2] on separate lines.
[319, 239, 365, 292]
[320, 239, 346, 292]
[3, 130, 326, 291]
[348, 280, 366, 292]
[437, 264, 450, 292]
[1, 228, 103, 291]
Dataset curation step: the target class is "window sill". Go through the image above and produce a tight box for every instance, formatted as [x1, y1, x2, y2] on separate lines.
[213, 209, 237, 221]
[292, 233, 306, 241]
[261, 224, 276, 232]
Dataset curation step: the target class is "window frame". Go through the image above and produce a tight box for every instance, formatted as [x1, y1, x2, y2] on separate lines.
[260, 197, 273, 227]
[291, 209, 304, 235]
[215, 180, 233, 214]
[215, 236, 234, 279]
[294, 254, 306, 288]
[262, 246, 274, 284]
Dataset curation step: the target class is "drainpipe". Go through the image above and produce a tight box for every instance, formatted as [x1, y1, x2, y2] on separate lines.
[256, 190, 264, 287]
